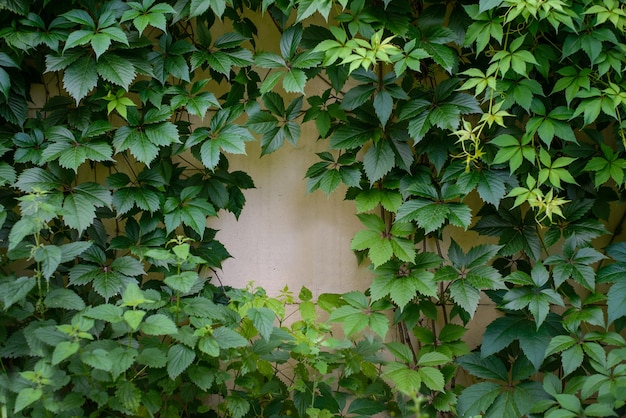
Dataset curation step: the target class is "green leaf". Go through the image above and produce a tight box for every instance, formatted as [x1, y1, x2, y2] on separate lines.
[457, 381, 501, 417]
[0, 162, 16, 187]
[44, 288, 85, 310]
[97, 53, 136, 89]
[481, 315, 526, 357]
[283, 69, 307, 94]
[84, 304, 124, 323]
[419, 366, 445, 391]
[63, 183, 112, 234]
[137, 347, 167, 368]
[198, 336, 220, 357]
[52, 340, 80, 365]
[63, 56, 98, 103]
[373, 90, 393, 126]
[351, 229, 392, 267]
[109, 347, 137, 379]
[213, 327, 248, 349]
[141, 314, 178, 336]
[330, 123, 374, 150]
[164, 271, 199, 294]
[386, 341, 415, 363]
[116, 380, 141, 413]
[449, 280, 480, 317]
[226, 395, 251, 418]
[81, 348, 113, 371]
[167, 344, 196, 379]
[247, 307, 275, 341]
[458, 352, 509, 381]
[33, 245, 62, 280]
[346, 398, 386, 415]
[517, 324, 551, 369]
[607, 281, 626, 323]
[124, 309, 146, 331]
[14, 388, 43, 414]
[561, 344, 583, 376]
[383, 362, 422, 394]
[188, 365, 215, 391]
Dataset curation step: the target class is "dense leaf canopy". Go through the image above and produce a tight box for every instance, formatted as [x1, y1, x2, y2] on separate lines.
[1, 0, 626, 417]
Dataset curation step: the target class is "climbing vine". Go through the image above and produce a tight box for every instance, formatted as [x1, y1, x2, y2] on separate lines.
[1, 0, 626, 417]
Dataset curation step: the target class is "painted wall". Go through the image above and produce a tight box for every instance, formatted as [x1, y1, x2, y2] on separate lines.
[210, 122, 374, 297]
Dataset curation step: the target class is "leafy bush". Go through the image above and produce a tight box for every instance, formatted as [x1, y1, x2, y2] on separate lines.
[2, 0, 626, 417]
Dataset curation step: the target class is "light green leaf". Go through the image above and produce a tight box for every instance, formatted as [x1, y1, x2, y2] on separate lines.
[282, 69, 307, 94]
[33, 245, 62, 280]
[383, 362, 422, 394]
[81, 348, 113, 371]
[14, 388, 43, 414]
[213, 327, 248, 348]
[141, 314, 178, 336]
[164, 271, 199, 294]
[124, 309, 146, 331]
[52, 340, 80, 365]
[419, 366, 445, 391]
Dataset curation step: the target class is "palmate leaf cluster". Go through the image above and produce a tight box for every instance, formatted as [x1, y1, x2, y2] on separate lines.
[1, 0, 626, 417]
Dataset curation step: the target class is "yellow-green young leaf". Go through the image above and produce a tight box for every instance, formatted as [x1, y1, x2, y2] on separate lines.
[123, 309, 146, 331]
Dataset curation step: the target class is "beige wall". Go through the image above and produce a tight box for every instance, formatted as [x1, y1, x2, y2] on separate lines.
[211, 122, 374, 297]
